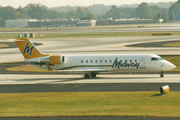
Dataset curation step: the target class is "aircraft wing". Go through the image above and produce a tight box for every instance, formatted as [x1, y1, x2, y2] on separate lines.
[45, 63, 108, 73]
[53, 69, 108, 73]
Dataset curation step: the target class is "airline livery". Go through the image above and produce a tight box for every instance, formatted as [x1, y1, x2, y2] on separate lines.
[15, 38, 176, 78]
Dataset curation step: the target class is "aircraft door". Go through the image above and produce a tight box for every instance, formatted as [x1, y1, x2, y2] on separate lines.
[139, 58, 145, 68]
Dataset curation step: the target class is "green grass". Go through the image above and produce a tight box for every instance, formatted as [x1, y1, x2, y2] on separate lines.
[163, 42, 180, 47]
[6, 65, 49, 72]
[0, 34, 24, 39]
[0, 43, 9, 48]
[0, 92, 180, 117]
[1, 31, 180, 39]
[162, 56, 180, 71]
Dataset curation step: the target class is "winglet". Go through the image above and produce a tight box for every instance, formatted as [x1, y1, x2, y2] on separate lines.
[15, 38, 49, 59]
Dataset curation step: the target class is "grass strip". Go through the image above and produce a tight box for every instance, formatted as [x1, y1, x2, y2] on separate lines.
[1, 31, 180, 39]
[6, 65, 49, 72]
[0, 92, 180, 117]
[162, 56, 180, 71]
[163, 42, 180, 47]
[0, 43, 9, 48]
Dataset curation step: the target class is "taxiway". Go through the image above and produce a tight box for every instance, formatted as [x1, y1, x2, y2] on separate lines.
[0, 74, 179, 85]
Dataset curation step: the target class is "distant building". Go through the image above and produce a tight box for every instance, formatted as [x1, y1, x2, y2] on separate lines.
[6, 18, 154, 28]
[28, 19, 97, 28]
[77, 20, 97, 27]
[109, 18, 154, 25]
[96, 18, 154, 26]
[5, 19, 28, 28]
[5, 19, 96, 28]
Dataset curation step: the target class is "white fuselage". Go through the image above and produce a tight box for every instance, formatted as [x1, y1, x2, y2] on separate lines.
[25, 54, 176, 73]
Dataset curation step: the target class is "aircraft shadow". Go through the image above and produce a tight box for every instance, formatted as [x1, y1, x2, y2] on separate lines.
[95, 76, 159, 79]
[14, 76, 159, 83]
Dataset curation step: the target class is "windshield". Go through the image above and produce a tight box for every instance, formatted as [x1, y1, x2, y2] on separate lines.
[159, 57, 163, 60]
[151, 57, 163, 61]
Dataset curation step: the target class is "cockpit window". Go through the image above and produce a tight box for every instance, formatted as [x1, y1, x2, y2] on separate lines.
[151, 57, 163, 61]
[151, 57, 159, 61]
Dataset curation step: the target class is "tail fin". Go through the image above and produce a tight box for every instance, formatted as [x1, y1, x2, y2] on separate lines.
[15, 38, 49, 59]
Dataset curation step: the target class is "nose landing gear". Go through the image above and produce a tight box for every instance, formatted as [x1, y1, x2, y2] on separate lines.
[160, 71, 164, 78]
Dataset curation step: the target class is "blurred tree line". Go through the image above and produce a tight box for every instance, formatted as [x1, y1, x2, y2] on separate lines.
[0, 0, 180, 27]
[0, 3, 94, 27]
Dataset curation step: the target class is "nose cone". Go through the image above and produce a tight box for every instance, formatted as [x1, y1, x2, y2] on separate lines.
[164, 61, 176, 70]
[172, 64, 176, 69]
[169, 63, 176, 70]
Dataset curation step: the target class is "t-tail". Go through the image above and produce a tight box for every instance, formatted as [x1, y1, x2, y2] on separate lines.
[15, 38, 49, 59]
[15, 38, 64, 71]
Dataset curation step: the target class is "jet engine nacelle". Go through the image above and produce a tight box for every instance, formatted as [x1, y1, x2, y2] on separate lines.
[25, 55, 65, 65]
[49, 55, 65, 64]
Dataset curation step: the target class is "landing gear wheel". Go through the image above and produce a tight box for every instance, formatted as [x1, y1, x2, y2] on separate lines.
[91, 73, 97, 78]
[84, 74, 90, 79]
[160, 71, 164, 78]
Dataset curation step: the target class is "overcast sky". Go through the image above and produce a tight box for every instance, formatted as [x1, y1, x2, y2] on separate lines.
[0, 0, 177, 8]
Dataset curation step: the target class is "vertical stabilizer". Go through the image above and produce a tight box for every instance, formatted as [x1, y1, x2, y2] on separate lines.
[15, 38, 49, 59]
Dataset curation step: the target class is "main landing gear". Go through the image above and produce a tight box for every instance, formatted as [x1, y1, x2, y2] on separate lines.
[84, 73, 97, 79]
[160, 71, 164, 78]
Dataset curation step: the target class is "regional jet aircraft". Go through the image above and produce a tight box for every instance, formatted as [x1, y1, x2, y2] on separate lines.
[15, 38, 176, 78]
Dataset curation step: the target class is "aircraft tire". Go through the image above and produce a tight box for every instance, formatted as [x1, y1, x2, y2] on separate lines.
[91, 73, 97, 78]
[84, 74, 90, 79]
[160, 71, 164, 78]
[160, 74, 164, 78]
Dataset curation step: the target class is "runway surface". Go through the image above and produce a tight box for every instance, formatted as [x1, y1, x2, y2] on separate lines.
[0, 74, 180, 84]
[0, 74, 180, 93]
[0, 82, 180, 93]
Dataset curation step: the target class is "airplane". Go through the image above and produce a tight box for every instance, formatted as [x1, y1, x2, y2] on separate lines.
[15, 38, 176, 78]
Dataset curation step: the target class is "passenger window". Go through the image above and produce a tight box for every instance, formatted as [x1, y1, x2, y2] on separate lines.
[125, 60, 127, 62]
[135, 60, 137, 62]
[130, 60, 132, 62]
[91, 60, 93, 63]
[105, 60, 107, 63]
[95, 60, 97, 63]
[81, 60, 83, 63]
[86, 60, 88, 63]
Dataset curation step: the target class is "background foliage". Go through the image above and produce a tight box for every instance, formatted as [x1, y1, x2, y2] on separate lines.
[0, 1, 180, 27]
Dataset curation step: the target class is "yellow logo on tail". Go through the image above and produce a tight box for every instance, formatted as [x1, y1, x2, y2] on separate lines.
[15, 38, 49, 59]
